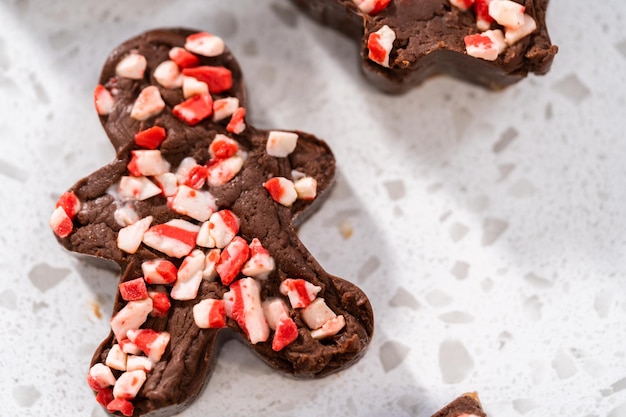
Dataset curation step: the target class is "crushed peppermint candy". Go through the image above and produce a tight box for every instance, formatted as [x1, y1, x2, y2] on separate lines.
[367, 25, 396, 68]
[352, 0, 391, 15]
[450, 0, 538, 60]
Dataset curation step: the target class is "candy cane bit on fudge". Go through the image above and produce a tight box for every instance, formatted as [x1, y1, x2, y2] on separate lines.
[50, 28, 373, 417]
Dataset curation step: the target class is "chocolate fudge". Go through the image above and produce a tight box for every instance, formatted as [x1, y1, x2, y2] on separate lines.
[291, 0, 558, 93]
[50, 28, 373, 417]
[432, 392, 487, 417]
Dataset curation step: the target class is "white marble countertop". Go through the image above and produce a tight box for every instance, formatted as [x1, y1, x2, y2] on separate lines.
[2, 1, 625, 416]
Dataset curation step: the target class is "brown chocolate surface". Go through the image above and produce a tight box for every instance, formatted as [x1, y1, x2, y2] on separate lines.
[291, 0, 558, 93]
[431, 392, 487, 417]
[54, 28, 373, 417]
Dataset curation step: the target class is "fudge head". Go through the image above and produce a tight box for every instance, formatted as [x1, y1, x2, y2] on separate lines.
[50, 28, 373, 417]
[291, 0, 558, 93]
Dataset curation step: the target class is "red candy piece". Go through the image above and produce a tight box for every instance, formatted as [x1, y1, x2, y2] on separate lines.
[134, 126, 167, 150]
[474, 0, 494, 30]
[149, 292, 171, 318]
[183, 164, 208, 189]
[272, 316, 298, 351]
[94, 84, 114, 116]
[50, 207, 73, 238]
[95, 388, 114, 408]
[172, 93, 213, 126]
[208, 299, 226, 328]
[226, 107, 246, 134]
[107, 398, 134, 417]
[216, 236, 250, 286]
[182, 66, 233, 94]
[367, 32, 387, 64]
[56, 191, 80, 219]
[209, 135, 239, 160]
[119, 278, 149, 301]
[465, 33, 492, 48]
[369, 0, 391, 14]
[129, 329, 170, 362]
[169, 46, 200, 69]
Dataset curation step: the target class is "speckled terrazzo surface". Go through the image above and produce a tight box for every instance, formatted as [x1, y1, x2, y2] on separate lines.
[1, 0, 625, 416]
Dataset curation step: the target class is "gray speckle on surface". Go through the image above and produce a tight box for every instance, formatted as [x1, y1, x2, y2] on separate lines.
[438, 311, 474, 324]
[493, 127, 518, 153]
[388, 287, 420, 310]
[481, 218, 509, 246]
[553, 74, 591, 104]
[449, 222, 469, 243]
[0, 158, 29, 182]
[28, 263, 70, 292]
[383, 179, 406, 201]
[616, 39, 626, 59]
[552, 349, 577, 379]
[379, 340, 410, 373]
[13, 385, 41, 407]
[512, 398, 539, 414]
[450, 261, 469, 280]
[523, 295, 542, 322]
[425, 289, 452, 308]
[524, 272, 554, 289]
[357, 255, 381, 282]
[438, 340, 474, 383]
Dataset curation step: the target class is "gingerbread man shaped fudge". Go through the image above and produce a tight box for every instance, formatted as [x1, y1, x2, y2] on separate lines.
[50, 28, 373, 417]
[291, 0, 558, 93]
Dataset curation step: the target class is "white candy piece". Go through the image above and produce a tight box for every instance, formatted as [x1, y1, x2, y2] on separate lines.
[119, 176, 162, 201]
[449, 0, 474, 11]
[206, 155, 245, 186]
[301, 298, 337, 330]
[353, 0, 378, 14]
[142, 259, 177, 285]
[241, 238, 275, 280]
[88, 363, 116, 389]
[489, 0, 526, 29]
[49, 206, 71, 236]
[294, 176, 317, 200]
[368, 25, 396, 68]
[207, 210, 240, 249]
[131, 85, 165, 121]
[182, 75, 209, 99]
[196, 221, 214, 248]
[120, 340, 142, 355]
[185, 32, 225, 57]
[126, 355, 154, 372]
[262, 298, 290, 330]
[265, 177, 298, 207]
[114, 203, 139, 227]
[117, 215, 153, 254]
[129, 150, 171, 177]
[170, 249, 205, 301]
[504, 14, 537, 45]
[105, 344, 128, 371]
[154, 60, 183, 89]
[154, 172, 178, 197]
[224, 277, 269, 344]
[113, 370, 147, 400]
[175, 157, 200, 185]
[143, 219, 200, 258]
[279, 278, 321, 309]
[465, 30, 507, 61]
[310, 315, 346, 340]
[202, 249, 221, 280]
[169, 185, 217, 222]
[116, 53, 147, 80]
[266, 131, 298, 157]
[110, 298, 153, 341]
[212, 97, 239, 122]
